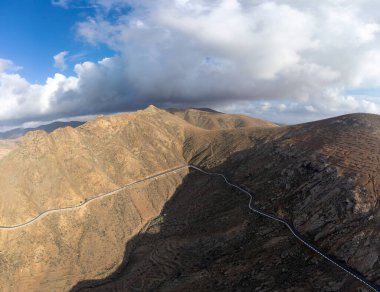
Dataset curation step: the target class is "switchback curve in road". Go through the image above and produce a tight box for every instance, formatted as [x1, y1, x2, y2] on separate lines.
[0, 164, 378, 291]
[188, 165, 380, 292]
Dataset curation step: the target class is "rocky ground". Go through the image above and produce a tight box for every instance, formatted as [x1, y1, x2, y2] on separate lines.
[0, 107, 379, 291]
[73, 171, 365, 291]
[0, 139, 18, 160]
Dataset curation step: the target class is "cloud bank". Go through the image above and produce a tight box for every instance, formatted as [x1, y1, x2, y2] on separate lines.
[3, 0, 380, 127]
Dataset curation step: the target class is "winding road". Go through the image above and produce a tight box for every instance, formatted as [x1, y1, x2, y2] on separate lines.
[0, 165, 189, 230]
[0, 164, 378, 291]
[189, 165, 380, 292]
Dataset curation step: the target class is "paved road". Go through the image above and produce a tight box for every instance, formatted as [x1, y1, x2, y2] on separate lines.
[0, 165, 189, 230]
[189, 165, 380, 292]
[0, 164, 378, 291]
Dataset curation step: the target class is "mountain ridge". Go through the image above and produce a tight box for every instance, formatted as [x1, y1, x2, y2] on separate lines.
[0, 106, 379, 291]
[0, 121, 85, 140]
[165, 107, 278, 130]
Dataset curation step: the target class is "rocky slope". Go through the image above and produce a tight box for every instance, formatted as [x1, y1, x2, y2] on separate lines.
[166, 107, 278, 130]
[0, 106, 190, 226]
[73, 170, 366, 292]
[0, 106, 257, 291]
[0, 139, 18, 160]
[0, 107, 379, 291]
[190, 113, 380, 289]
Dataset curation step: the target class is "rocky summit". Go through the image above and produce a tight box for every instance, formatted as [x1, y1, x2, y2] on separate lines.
[0, 106, 379, 292]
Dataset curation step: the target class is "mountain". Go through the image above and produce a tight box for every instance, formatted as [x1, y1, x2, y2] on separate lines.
[166, 107, 278, 129]
[74, 112, 380, 291]
[0, 121, 85, 139]
[0, 106, 191, 226]
[0, 107, 379, 291]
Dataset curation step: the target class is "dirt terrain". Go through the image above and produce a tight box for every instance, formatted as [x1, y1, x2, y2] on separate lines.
[0, 107, 379, 291]
[0, 106, 191, 226]
[0, 139, 18, 160]
[166, 107, 278, 130]
[0, 169, 188, 291]
[73, 171, 366, 291]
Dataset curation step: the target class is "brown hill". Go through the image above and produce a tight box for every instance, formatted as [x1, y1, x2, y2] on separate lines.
[74, 112, 380, 291]
[0, 105, 194, 226]
[166, 107, 278, 130]
[0, 139, 18, 160]
[0, 108, 379, 291]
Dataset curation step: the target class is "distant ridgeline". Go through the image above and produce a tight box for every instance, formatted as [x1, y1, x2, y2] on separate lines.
[0, 121, 85, 139]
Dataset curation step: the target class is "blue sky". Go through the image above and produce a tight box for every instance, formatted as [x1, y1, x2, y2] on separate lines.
[0, 0, 113, 83]
[2, 0, 380, 130]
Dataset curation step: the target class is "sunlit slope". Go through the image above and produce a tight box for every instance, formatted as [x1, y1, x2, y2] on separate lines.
[1, 107, 379, 291]
[0, 139, 18, 160]
[0, 106, 190, 225]
[0, 106, 274, 291]
[166, 107, 278, 130]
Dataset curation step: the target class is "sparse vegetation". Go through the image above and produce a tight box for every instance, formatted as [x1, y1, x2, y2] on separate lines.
[149, 214, 165, 227]
[0, 108, 379, 291]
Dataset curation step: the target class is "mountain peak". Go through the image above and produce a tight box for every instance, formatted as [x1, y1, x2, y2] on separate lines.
[145, 104, 161, 112]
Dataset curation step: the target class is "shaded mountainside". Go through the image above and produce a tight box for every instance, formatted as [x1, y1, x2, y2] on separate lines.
[73, 113, 380, 291]
[73, 170, 367, 292]
[0, 107, 379, 291]
[166, 107, 278, 130]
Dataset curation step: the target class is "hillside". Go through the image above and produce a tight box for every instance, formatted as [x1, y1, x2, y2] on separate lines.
[72, 113, 380, 291]
[166, 107, 278, 130]
[0, 122, 85, 161]
[0, 139, 18, 160]
[0, 107, 379, 291]
[0, 106, 192, 226]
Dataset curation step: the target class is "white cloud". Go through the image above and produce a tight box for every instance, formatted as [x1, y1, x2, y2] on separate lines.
[157, 1, 316, 80]
[0, 58, 22, 73]
[74, 1, 380, 104]
[51, 0, 70, 8]
[53, 51, 69, 71]
[0, 59, 13, 73]
[0, 56, 146, 127]
[2, 0, 380, 127]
